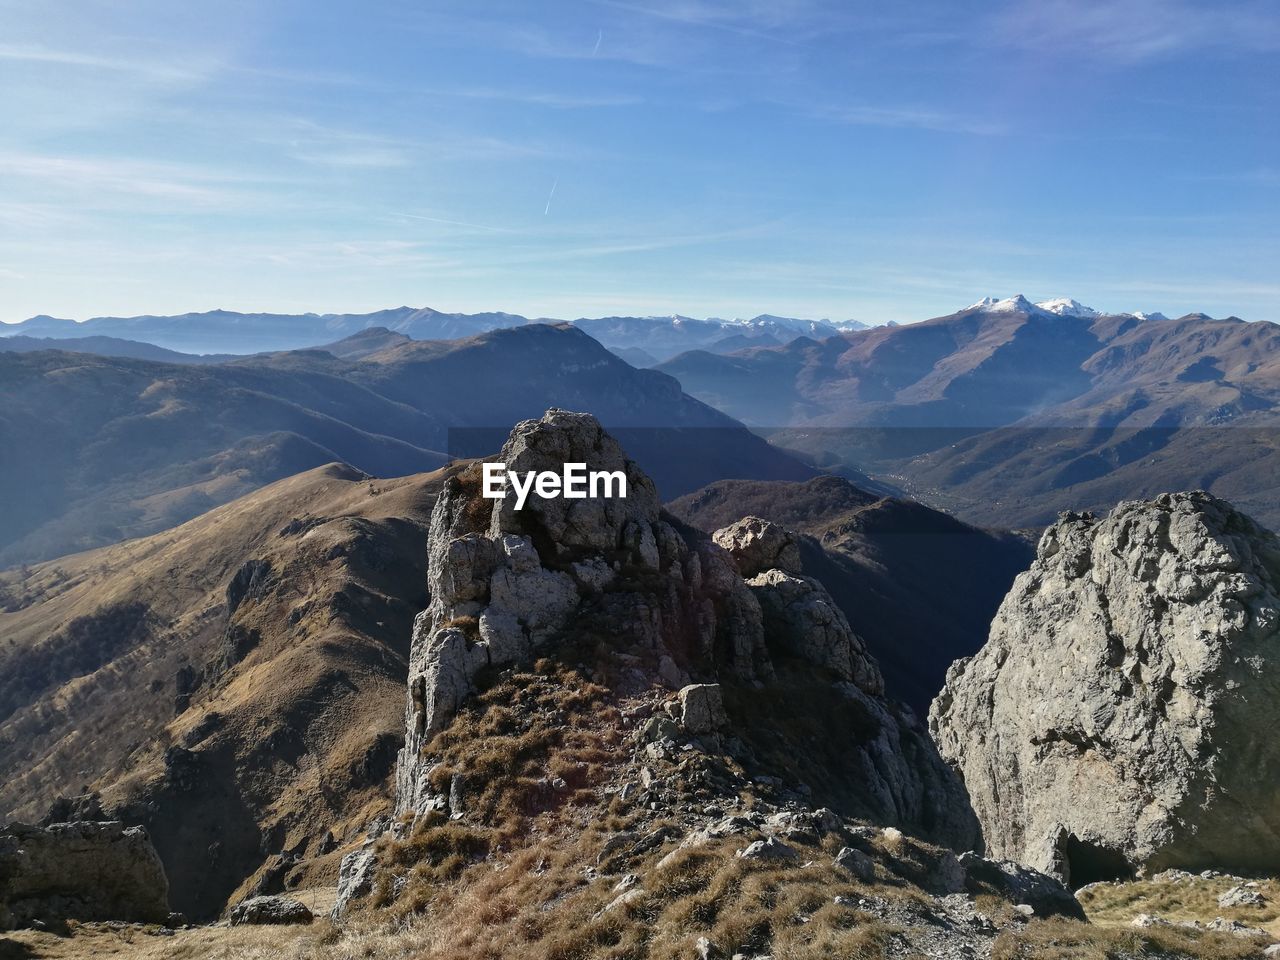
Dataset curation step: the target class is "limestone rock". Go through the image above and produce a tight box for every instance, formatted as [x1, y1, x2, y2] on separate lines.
[396, 410, 774, 814]
[679, 684, 728, 734]
[748, 569, 883, 695]
[834, 846, 875, 881]
[0, 821, 169, 929]
[331, 848, 378, 920]
[229, 894, 313, 925]
[394, 410, 978, 854]
[957, 853, 1084, 920]
[931, 492, 1280, 883]
[712, 516, 801, 576]
[737, 837, 799, 861]
[1219, 884, 1266, 908]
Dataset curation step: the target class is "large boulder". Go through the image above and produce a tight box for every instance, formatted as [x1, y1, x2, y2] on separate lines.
[712, 516, 801, 576]
[0, 821, 169, 929]
[229, 894, 313, 925]
[930, 492, 1280, 884]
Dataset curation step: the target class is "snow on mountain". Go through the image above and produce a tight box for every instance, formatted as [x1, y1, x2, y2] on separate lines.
[1036, 298, 1099, 319]
[968, 295, 1037, 313]
[967, 296, 1166, 321]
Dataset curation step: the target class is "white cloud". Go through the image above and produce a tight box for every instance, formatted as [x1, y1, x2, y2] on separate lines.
[993, 0, 1280, 62]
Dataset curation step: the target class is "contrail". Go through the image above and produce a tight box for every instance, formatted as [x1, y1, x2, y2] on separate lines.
[592, 29, 603, 56]
[544, 177, 558, 215]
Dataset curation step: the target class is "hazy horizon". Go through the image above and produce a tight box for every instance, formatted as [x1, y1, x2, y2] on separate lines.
[3, 0, 1277, 325]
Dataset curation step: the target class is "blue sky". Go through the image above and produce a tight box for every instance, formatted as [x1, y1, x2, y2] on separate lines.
[1, 0, 1277, 325]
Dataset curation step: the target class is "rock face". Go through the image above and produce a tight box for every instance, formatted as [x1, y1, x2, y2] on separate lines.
[0, 821, 169, 929]
[395, 409, 977, 850]
[931, 492, 1280, 884]
[395, 410, 773, 813]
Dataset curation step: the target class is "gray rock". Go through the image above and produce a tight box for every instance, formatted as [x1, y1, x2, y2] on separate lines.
[956, 852, 1084, 920]
[748, 568, 883, 695]
[737, 838, 799, 862]
[393, 411, 979, 854]
[931, 492, 1280, 882]
[696, 936, 727, 960]
[1219, 884, 1267, 908]
[834, 846, 875, 881]
[397, 411, 775, 814]
[229, 894, 313, 925]
[712, 517, 802, 577]
[331, 848, 378, 920]
[0, 821, 169, 930]
[679, 684, 728, 734]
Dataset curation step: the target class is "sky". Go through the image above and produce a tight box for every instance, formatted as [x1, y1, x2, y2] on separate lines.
[1, 0, 1278, 325]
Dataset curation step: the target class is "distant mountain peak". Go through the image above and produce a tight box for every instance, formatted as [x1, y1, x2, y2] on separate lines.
[968, 295, 1036, 314]
[1036, 297, 1099, 319]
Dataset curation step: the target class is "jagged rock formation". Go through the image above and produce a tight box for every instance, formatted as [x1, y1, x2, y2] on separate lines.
[0, 821, 169, 929]
[930, 492, 1280, 885]
[395, 409, 977, 848]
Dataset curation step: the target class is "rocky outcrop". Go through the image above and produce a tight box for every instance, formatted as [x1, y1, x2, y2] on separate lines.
[712, 516, 801, 576]
[0, 821, 169, 929]
[931, 492, 1280, 884]
[395, 410, 772, 813]
[747, 567, 883, 695]
[395, 409, 977, 850]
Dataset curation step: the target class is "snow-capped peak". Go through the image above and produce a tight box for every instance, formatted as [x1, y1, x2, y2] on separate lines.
[1036, 297, 1099, 319]
[969, 295, 1036, 313]
[1131, 311, 1169, 322]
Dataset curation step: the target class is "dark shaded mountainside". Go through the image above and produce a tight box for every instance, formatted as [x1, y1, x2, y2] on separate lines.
[0, 322, 812, 566]
[0, 462, 453, 918]
[2, 307, 866, 362]
[667, 476, 1033, 711]
[658, 298, 1280, 529]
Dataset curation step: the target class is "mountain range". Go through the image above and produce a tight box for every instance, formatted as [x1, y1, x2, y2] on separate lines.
[0, 323, 811, 566]
[658, 295, 1280, 529]
[1, 307, 870, 363]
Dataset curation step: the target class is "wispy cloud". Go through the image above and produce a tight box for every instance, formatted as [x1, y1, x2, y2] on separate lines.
[992, 0, 1280, 62]
[811, 102, 1007, 136]
[440, 86, 642, 109]
[587, 0, 804, 45]
[0, 152, 268, 207]
[0, 42, 209, 82]
[387, 213, 516, 233]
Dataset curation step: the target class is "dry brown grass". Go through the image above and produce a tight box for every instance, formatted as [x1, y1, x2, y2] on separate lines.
[416, 663, 622, 836]
[992, 916, 1265, 960]
[1079, 874, 1280, 935]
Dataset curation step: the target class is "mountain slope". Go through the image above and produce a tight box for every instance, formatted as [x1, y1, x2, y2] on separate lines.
[658, 300, 1280, 527]
[0, 462, 456, 918]
[0, 335, 232, 364]
[0, 324, 812, 565]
